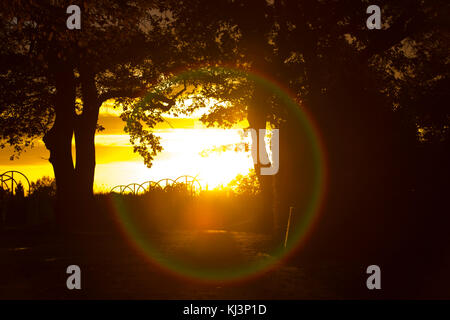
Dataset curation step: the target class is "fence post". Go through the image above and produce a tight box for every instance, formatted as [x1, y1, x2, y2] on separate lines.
[284, 206, 294, 249]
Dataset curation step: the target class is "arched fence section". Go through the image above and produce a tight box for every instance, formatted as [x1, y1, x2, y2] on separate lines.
[110, 175, 202, 195]
[0, 171, 31, 196]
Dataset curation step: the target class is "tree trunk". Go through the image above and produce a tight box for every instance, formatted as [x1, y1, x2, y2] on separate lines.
[75, 66, 100, 202]
[247, 85, 276, 234]
[43, 57, 76, 229]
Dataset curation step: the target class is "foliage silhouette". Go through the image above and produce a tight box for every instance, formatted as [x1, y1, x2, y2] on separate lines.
[0, 1, 448, 264]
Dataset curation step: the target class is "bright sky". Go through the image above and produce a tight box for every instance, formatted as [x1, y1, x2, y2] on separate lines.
[0, 104, 254, 193]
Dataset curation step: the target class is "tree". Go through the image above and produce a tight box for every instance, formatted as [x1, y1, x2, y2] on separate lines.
[30, 176, 56, 197]
[1, 1, 77, 224]
[227, 169, 260, 196]
[122, 0, 286, 233]
[124, 0, 448, 240]
[1, 0, 446, 238]
[269, 0, 449, 254]
[0, 1, 177, 226]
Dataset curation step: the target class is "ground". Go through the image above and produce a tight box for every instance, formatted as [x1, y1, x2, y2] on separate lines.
[0, 228, 374, 299]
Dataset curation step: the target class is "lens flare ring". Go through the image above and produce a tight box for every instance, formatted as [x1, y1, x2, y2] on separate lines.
[108, 65, 327, 282]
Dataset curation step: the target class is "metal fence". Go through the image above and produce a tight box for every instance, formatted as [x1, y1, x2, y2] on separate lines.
[0, 171, 31, 196]
[110, 175, 202, 195]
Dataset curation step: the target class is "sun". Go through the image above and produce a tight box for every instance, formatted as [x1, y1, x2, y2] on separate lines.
[92, 126, 254, 192]
[119, 95, 255, 191]
[142, 127, 254, 190]
[192, 145, 254, 189]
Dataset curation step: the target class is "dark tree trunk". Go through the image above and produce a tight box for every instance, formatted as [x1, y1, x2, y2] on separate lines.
[74, 124, 97, 199]
[247, 85, 276, 234]
[75, 66, 100, 202]
[43, 57, 76, 229]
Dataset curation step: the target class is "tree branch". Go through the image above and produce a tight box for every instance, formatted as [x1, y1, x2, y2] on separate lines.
[98, 88, 145, 103]
[360, 10, 427, 60]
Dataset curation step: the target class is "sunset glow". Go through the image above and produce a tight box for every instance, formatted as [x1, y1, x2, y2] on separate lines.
[93, 128, 254, 191]
[0, 108, 254, 192]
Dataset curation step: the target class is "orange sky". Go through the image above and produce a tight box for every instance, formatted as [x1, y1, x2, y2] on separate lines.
[0, 108, 254, 193]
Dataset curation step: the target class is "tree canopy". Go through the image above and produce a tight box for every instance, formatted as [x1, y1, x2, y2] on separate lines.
[0, 0, 448, 233]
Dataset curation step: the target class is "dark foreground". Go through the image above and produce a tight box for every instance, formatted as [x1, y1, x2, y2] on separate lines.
[0, 228, 375, 300]
[2, 226, 448, 300]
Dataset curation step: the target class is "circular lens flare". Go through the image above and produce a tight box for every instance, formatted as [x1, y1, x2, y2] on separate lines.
[108, 65, 327, 282]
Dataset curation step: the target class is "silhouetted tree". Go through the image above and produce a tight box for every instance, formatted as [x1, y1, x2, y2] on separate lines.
[0, 1, 178, 226]
[1, 0, 447, 243]
[228, 169, 260, 196]
[30, 176, 56, 197]
[126, 0, 448, 239]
